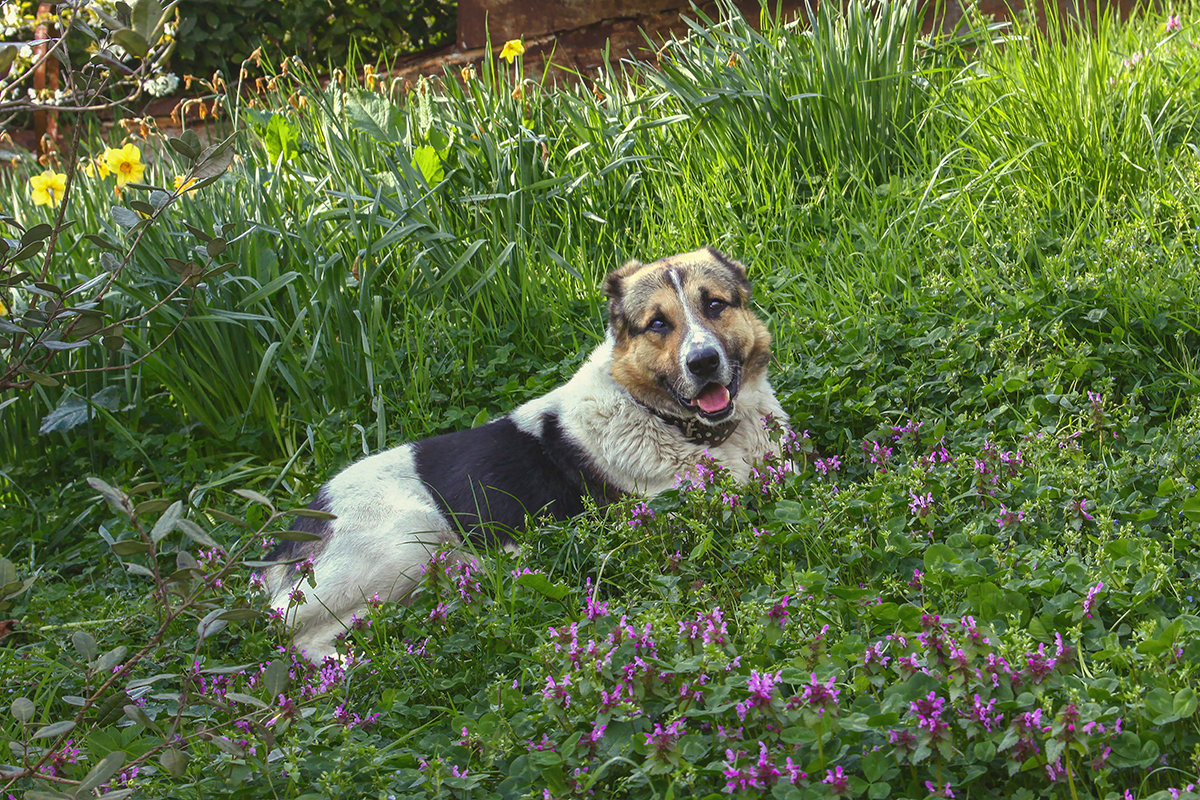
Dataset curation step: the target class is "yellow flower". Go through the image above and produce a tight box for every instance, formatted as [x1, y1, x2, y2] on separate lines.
[103, 143, 146, 187]
[499, 39, 525, 63]
[173, 175, 197, 194]
[0, 296, 7, 316]
[29, 169, 67, 207]
[83, 154, 111, 179]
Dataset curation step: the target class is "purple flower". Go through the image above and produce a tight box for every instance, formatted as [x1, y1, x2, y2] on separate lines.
[1083, 581, 1104, 618]
[823, 765, 849, 795]
[815, 455, 842, 475]
[910, 691, 950, 740]
[864, 439, 892, 472]
[747, 669, 781, 703]
[587, 721, 607, 745]
[541, 673, 573, 707]
[925, 780, 956, 798]
[1167, 14, 1182, 32]
[909, 491, 934, 518]
[789, 672, 840, 716]
[628, 501, 655, 528]
[996, 503, 1025, 528]
[964, 694, 1003, 732]
[1071, 498, 1095, 522]
[892, 418, 924, 440]
[736, 669, 781, 720]
[583, 578, 610, 620]
[679, 606, 727, 646]
[767, 595, 790, 628]
[1022, 643, 1060, 683]
[643, 718, 686, 758]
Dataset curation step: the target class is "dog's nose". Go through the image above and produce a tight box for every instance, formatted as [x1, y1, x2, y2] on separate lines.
[687, 347, 721, 377]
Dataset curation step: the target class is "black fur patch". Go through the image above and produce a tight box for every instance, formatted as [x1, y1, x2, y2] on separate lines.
[705, 247, 752, 297]
[413, 414, 616, 547]
[268, 486, 333, 563]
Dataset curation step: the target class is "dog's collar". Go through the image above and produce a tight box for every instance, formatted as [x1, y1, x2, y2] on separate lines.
[643, 403, 740, 447]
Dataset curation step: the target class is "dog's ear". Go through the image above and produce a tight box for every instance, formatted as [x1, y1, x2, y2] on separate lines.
[604, 259, 643, 336]
[704, 247, 752, 301]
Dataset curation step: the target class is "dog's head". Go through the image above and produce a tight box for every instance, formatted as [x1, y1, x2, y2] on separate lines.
[604, 247, 771, 424]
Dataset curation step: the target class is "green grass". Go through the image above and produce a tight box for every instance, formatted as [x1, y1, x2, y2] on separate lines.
[2, 1, 1200, 798]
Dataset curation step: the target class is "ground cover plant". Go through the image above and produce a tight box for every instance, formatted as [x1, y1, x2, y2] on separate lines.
[2, 1, 1200, 798]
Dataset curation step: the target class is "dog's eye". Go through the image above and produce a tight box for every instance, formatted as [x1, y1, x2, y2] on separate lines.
[647, 317, 670, 333]
[706, 298, 728, 316]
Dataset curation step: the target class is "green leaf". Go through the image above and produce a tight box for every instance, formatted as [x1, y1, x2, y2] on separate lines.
[159, 747, 189, 778]
[191, 134, 237, 181]
[110, 539, 151, 556]
[149, 500, 183, 543]
[289, 508, 337, 520]
[216, 608, 262, 621]
[176, 518, 218, 547]
[261, 659, 289, 699]
[412, 145, 445, 185]
[516, 572, 570, 600]
[32, 719, 75, 738]
[76, 750, 126, 795]
[37, 395, 98, 434]
[346, 91, 402, 143]
[167, 135, 199, 160]
[924, 542, 958, 570]
[233, 488, 274, 509]
[132, 0, 165, 41]
[225, 692, 269, 709]
[112, 28, 149, 58]
[772, 499, 806, 524]
[93, 645, 127, 674]
[111, 206, 141, 228]
[123, 703, 160, 732]
[1174, 687, 1198, 719]
[1137, 619, 1183, 655]
[72, 630, 98, 661]
[88, 477, 128, 511]
[196, 608, 228, 641]
[263, 115, 299, 163]
[20, 224, 53, 246]
[1181, 491, 1200, 522]
[10, 696, 35, 722]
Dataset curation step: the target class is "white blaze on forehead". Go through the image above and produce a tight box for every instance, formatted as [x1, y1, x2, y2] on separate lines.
[668, 268, 722, 372]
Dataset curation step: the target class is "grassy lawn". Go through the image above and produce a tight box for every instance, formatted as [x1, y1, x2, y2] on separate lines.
[2, 2, 1200, 798]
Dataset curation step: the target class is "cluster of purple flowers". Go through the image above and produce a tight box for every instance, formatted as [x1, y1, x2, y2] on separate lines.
[421, 549, 483, 603]
[749, 457, 792, 495]
[643, 718, 686, 758]
[864, 439, 893, 472]
[722, 741, 806, 793]
[673, 453, 722, 492]
[735, 669, 781, 721]
[814, 454, 842, 476]
[627, 501, 656, 528]
[679, 606, 728, 646]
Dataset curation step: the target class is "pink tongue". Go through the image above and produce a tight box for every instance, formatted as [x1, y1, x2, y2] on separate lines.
[695, 383, 731, 414]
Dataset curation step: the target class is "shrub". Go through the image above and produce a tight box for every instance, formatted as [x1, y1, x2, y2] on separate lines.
[172, 0, 456, 81]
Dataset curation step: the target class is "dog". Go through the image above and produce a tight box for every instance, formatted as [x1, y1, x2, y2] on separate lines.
[265, 246, 788, 662]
